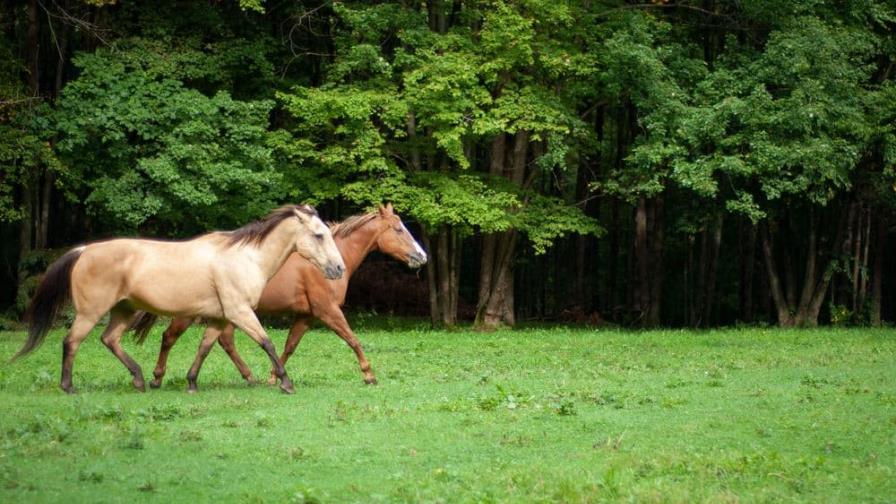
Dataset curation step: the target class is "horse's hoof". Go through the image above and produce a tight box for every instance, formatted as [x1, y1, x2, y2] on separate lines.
[244, 376, 256, 386]
[149, 379, 162, 389]
[267, 375, 278, 386]
[133, 380, 146, 392]
[364, 377, 378, 385]
[279, 382, 295, 395]
[61, 385, 77, 395]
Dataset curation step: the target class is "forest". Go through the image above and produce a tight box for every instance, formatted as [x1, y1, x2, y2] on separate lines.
[1, 0, 894, 330]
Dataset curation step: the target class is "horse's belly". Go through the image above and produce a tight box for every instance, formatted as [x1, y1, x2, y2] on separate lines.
[127, 268, 222, 318]
[129, 293, 223, 319]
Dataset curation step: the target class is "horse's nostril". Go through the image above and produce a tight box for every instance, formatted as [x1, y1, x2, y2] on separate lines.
[409, 252, 427, 267]
[325, 263, 345, 279]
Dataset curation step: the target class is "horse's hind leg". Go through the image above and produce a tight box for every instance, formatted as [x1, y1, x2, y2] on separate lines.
[151, 317, 192, 389]
[101, 307, 146, 392]
[268, 316, 311, 385]
[61, 315, 100, 394]
[217, 324, 254, 383]
[186, 322, 225, 393]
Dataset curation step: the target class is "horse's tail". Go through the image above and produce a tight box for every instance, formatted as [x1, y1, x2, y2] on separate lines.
[128, 311, 158, 345]
[13, 247, 84, 361]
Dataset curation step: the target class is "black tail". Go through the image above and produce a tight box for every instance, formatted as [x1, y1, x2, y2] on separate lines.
[13, 248, 83, 361]
[128, 311, 158, 345]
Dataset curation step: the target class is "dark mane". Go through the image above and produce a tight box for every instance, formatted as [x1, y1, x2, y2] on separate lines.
[329, 212, 379, 239]
[226, 204, 318, 247]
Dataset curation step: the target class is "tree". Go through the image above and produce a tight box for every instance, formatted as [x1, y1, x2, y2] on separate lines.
[273, 1, 598, 328]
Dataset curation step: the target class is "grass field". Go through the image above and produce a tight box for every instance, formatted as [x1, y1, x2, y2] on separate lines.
[0, 320, 894, 503]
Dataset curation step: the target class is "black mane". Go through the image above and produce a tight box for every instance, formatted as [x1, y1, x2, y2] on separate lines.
[226, 204, 318, 247]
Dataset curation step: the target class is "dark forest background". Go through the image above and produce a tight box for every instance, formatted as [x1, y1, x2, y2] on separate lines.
[1, 0, 894, 329]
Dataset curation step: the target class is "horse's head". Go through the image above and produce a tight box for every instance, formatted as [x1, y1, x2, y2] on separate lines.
[372, 203, 427, 268]
[293, 205, 345, 280]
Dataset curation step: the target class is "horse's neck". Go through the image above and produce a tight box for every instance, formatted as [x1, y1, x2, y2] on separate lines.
[336, 221, 381, 278]
[254, 218, 299, 280]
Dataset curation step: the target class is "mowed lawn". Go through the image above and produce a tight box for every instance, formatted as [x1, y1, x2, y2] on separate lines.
[0, 321, 894, 503]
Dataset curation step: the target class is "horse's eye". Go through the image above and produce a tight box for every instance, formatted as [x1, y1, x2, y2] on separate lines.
[396, 227, 404, 234]
[314, 233, 324, 241]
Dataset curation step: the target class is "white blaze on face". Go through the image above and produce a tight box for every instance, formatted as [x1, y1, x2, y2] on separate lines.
[401, 222, 427, 260]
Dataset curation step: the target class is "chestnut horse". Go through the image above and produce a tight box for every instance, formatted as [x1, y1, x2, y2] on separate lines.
[148, 203, 426, 387]
[13, 205, 345, 394]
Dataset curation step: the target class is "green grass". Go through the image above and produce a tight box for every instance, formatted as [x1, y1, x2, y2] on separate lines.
[0, 321, 894, 503]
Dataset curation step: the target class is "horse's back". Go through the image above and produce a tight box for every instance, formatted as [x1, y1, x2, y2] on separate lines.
[72, 237, 223, 317]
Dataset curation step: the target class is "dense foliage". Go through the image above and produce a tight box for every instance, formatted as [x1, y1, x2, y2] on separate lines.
[0, 0, 894, 328]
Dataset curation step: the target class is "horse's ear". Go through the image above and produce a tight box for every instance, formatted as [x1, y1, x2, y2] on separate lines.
[384, 202, 394, 213]
[379, 203, 393, 216]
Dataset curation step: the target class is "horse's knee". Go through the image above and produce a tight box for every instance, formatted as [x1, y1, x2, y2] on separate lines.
[161, 330, 178, 347]
[260, 338, 276, 353]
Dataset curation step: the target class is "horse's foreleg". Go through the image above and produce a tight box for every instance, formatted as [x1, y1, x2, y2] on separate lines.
[101, 309, 146, 392]
[217, 324, 254, 383]
[61, 315, 99, 394]
[229, 309, 294, 394]
[185, 322, 225, 393]
[318, 306, 377, 385]
[151, 317, 191, 388]
[268, 316, 311, 385]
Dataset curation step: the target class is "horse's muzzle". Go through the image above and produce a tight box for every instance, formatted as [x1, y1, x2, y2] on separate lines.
[408, 251, 428, 269]
[324, 263, 345, 280]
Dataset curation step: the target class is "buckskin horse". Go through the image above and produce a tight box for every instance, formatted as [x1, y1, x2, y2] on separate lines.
[148, 203, 426, 387]
[13, 204, 345, 395]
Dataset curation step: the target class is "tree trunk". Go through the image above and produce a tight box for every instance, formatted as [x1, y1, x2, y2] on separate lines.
[422, 225, 460, 327]
[449, 226, 460, 322]
[574, 106, 603, 312]
[702, 213, 723, 326]
[857, 208, 871, 313]
[850, 205, 862, 312]
[760, 223, 795, 326]
[27, 0, 39, 95]
[35, 172, 52, 250]
[691, 215, 722, 326]
[54, 0, 70, 98]
[422, 230, 441, 326]
[869, 216, 885, 326]
[633, 197, 649, 322]
[646, 196, 664, 326]
[685, 234, 694, 325]
[763, 207, 848, 328]
[799, 206, 850, 327]
[18, 185, 33, 284]
[739, 219, 757, 323]
[19, 0, 39, 283]
[475, 130, 529, 330]
[691, 226, 708, 326]
[476, 231, 517, 328]
[607, 199, 620, 317]
[631, 196, 664, 327]
[794, 209, 818, 323]
[783, 214, 797, 310]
